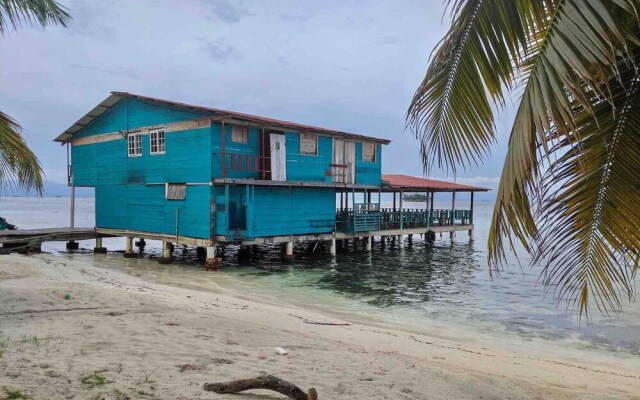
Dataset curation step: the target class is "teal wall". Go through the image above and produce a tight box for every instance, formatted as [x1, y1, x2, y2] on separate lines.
[95, 184, 211, 239]
[74, 98, 206, 138]
[285, 133, 333, 182]
[72, 98, 213, 239]
[355, 142, 382, 185]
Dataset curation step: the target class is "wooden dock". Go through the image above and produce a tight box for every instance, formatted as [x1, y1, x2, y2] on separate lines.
[0, 228, 104, 250]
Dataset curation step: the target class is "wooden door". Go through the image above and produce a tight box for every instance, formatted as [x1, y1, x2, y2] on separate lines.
[270, 133, 286, 181]
[344, 141, 355, 184]
[333, 139, 345, 183]
[333, 139, 355, 184]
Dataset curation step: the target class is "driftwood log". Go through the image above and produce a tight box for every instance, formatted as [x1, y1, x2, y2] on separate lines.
[203, 374, 318, 400]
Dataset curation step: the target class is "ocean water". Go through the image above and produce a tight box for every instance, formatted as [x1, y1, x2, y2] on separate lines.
[2, 196, 639, 358]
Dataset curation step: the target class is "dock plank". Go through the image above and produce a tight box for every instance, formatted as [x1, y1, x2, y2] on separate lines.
[0, 228, 104, 245]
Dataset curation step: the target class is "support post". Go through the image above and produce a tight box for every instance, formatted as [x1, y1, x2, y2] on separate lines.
[66, 177, 78, 250]
[93, 237, 106, 253]
[124, 236, 135, 258]
[366, 236, 372, 251]
[451, 191, 456, 226]
[469, 191, 475, 240]
[156, 241, 172, 263]
[285, 241, 294, 257]
[399, 190, 404, 230]
[329, 238, 336, 256]
[135, 238, 146, 248]
[205, 245, 221, 270]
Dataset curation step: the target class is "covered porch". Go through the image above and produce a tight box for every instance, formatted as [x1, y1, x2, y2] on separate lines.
[335, 174, 488, 238]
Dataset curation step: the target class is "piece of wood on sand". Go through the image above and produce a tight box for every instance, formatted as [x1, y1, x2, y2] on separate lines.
[203, 374, 318, 400]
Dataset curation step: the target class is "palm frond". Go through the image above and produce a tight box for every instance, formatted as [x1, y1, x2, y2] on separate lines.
[534, 57, 640, 317]
[0, 0, 70, 35]
[488, 0, 639, 267]
[407, 0, 557, 174]
[0, 111, 43, 195]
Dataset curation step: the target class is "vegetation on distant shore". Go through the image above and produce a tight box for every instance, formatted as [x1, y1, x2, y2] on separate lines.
[403, 194, 428, 202]
[0, 1, 71, 196]
[408, 0, 640, 316]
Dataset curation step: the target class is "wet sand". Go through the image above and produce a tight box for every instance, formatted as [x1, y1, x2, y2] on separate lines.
[1, 253, 639, 399]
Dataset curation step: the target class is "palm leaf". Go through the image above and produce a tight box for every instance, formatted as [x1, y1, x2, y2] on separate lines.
[407, 0, 557, 174]
[534, 56, 640, 316]
[0, 111, 43, 195]
[0, 0, 71, 195]
[488, 0, 639, 267]
[0, 0, 70, 35]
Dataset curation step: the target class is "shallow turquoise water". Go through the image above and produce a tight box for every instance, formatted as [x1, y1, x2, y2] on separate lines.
[2, 196, 639, 356]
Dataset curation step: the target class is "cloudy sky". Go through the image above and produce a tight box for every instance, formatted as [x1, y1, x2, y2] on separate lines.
[0, 0, 514, 192]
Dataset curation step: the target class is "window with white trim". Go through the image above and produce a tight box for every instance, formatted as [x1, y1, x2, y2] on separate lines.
[300, 133, 318, 155]
[127, 133, 142, 157]
[150, 129, 165, 155]
[363, 142, 376, 162]
[231, 125, 248, 144]
[165, 183, 186, 200]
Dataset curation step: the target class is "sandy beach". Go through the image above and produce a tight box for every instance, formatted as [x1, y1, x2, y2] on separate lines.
[1, 253, 639, 400]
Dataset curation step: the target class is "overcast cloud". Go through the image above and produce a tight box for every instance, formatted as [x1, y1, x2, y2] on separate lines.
[0, 0, 512, 194]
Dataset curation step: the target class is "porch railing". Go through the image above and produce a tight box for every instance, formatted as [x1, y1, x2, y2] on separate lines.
[216, 152, 270, 178]
[336, 203, 381, 233]
[336, 208, 472, 233]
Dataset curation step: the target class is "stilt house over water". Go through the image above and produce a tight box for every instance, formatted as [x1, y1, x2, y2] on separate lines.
[54, 92, 488, 266]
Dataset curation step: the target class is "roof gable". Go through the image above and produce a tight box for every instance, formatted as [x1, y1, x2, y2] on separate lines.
[55, 91, 391, 144]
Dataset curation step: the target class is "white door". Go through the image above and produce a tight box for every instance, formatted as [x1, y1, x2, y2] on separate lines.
[333, 139, 355, 184]
[270, 133, 286, 181]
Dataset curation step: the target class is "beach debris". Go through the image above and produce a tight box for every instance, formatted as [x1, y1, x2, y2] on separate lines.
[176, 363, 203, 372]
[275, 346, 289, 356]
[64, 292, 71, 300]
[288, 314, 351, 326]
[203, 374, 318, 400]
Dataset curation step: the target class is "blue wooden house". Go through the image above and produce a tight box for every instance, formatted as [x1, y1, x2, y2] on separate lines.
[55, 92, 487, 266]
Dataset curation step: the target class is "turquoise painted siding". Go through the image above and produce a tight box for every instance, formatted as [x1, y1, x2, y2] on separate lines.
[95, 184, 211, 239]
[285, 133, 333, 182]
[72, 97, 213, 239]
[75, 98, 206, 138]
[250, 187, 335, 238]
[73, 127, 212, 187]
[355, 143, 382, 185]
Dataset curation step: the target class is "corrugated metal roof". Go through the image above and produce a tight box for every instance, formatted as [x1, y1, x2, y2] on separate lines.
[382, 174, 489, 192]
[54, 91, 391, 144]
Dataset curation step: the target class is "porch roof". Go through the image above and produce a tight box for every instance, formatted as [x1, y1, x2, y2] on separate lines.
[381, 174, 489, 192]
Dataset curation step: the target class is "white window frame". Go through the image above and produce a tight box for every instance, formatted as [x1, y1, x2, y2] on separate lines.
[150, 129, 166, 155]
[127, 133, 142, 157]
[165, 183, 186, 200]
[300, 132, 318, 156]
[231, 125, 248, 144]
[362, 142, 376, 163]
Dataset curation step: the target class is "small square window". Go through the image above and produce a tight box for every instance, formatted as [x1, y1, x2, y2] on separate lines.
[127, 133, 142, 157]
[150, 129, 165, 155]
[231, 126, 248, 144]
[165, 183, 186, 200]
[300, 133, 318, 155]
[363, 142, 376, 162]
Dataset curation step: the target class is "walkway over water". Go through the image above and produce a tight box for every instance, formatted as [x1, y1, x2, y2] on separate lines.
[0, 228, 104, 251]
